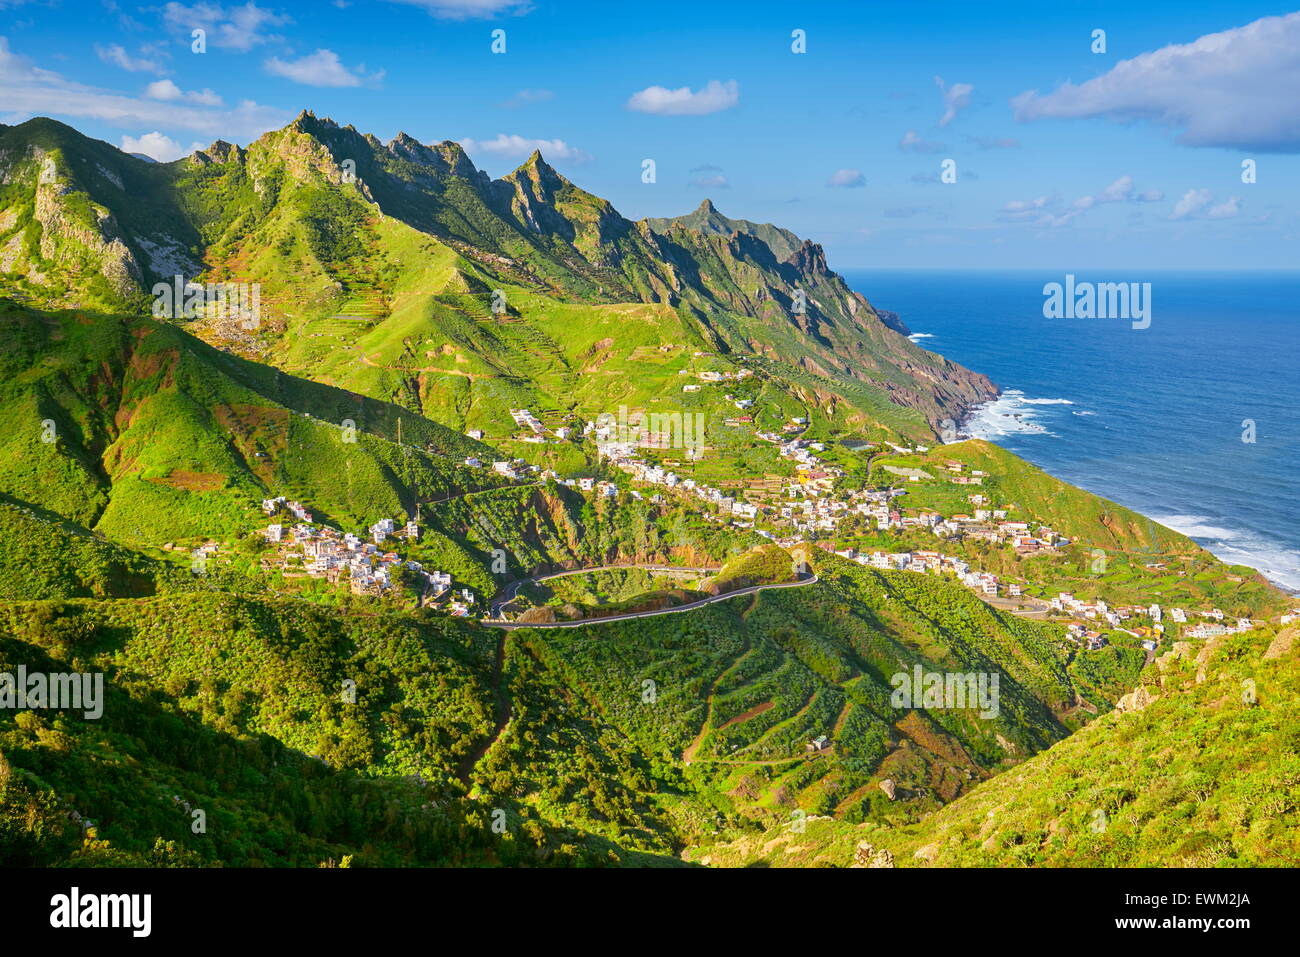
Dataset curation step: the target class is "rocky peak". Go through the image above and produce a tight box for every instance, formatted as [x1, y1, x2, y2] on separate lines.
[193, 140, 243, 166]
[511, 150, 565, 191]
[786, 238, 829, 276]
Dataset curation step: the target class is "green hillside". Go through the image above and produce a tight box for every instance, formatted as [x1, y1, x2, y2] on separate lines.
[2, 113, 1296, 872]
[0, 298, 495, 545]
[0, 115, 995, 445]
[687, 624, 1300, 867]
[0, 550, 1112, 865]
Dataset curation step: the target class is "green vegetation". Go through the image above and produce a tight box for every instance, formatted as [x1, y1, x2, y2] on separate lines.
[2, 113, 1296, 869]
[689, 625, 1300, 867]
[0, 299, 494, 546]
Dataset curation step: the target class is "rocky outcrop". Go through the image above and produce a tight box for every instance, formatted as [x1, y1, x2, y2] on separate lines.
[1114, 684, 1159, 714]
[852, 841, 895, 868]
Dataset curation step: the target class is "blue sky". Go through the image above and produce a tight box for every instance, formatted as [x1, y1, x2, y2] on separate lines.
[3, 0, 1298, 268]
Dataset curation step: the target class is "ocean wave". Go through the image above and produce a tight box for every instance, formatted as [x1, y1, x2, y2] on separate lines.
[1071, 410, 1096, 416]
[907, 332, 935, 341]
[1150, 513, 1300, 592]
[1019, 397, 1074, 405]
[954, 391, 1058, 441]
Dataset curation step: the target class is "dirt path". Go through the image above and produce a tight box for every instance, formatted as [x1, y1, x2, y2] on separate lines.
[718, 700, 775, 730]
[682, 640, 753, 764]
[489, 562, 721, 619]
[456, 631, 513, 785]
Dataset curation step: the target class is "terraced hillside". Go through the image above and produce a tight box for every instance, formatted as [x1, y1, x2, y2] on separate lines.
[2, 545, 1130, 866]
[685, 623, 1300, 867]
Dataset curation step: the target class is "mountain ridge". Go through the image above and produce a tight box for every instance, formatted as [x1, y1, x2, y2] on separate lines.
[0, 114, 995, 441]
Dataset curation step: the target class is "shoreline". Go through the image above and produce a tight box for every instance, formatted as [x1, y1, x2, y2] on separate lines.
[948, 393, 1299, 598]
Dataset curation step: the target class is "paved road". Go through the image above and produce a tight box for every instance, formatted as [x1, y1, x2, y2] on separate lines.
[984, 594, 1053, 619]
[488, 563, 722, 618]
[484, 571, 819, 630]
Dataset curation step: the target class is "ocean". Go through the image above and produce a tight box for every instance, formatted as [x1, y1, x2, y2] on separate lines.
[843, 269, 1300, 593]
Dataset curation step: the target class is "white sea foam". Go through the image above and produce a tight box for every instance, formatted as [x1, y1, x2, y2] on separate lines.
[954, 389, 1057, 441]
[1150, 513, 1300, 592]
[907, 332, 935, 341]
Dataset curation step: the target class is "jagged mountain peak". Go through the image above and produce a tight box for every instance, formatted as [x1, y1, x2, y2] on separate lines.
[506, 148, 566, 187]
[192, 139, 242, 165]
[0, 113, 996, 436]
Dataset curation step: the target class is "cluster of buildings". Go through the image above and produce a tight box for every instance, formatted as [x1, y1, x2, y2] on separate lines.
[463, 409, 573, 449]
[682, 363, 753, 386]
[592, 435, 767, 527]
[261, 504, 471, 610]
[1183, 617, 1259, 639]
[261, 496, 313, 522]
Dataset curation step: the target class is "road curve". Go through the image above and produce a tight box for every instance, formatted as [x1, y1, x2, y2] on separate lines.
[488, 563, 723, 619]
[483, 572, 819, 630]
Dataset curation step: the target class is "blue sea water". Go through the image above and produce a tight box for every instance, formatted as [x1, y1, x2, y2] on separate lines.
[843, 269, 1300, 592]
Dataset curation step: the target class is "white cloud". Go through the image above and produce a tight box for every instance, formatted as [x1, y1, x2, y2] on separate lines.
[0, 35, 287, 140]
[898, 129, 945, 153]
[95, 43, 163, 74]
[1004, 176, 1163, 226]
[382, 0, 534, 19]
[1207, 197, 1242, 218]
[162, 2, 290, 52]
[1001, 196, 1049, 217]
[264, 49, 383, 88]
[626, 79, 738, 116]
[935, 75, 973, 127]
[1171, 188, 1212, 219]
[459, 133, 590, 162]
[120, 131, 205, 162]
[1012, 12, 1300, 152]
[690, 173, 729, 189]
[827, 168, 865, 188]
[145, 78, 223, 106]
[1170, 188, 1242, 220]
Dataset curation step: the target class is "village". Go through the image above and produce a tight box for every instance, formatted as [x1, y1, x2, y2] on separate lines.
[257, 496, 479, 615]
[191, 392, 1291, 650]
[578, 406, 1277, 649]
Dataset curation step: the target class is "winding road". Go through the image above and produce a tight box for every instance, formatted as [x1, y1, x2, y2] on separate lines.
[484, 565, 819, 630]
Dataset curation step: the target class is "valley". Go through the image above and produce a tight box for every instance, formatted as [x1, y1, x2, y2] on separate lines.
[0, 114, 1295, 870]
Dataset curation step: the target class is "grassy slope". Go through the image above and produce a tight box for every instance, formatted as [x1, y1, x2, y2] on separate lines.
[1, 116, 996, 444]
[512, 555, 1085, 826]
[0, 594, 681, 866]
[873, 439, 1289, 616]
[0, 299, 496, 544]
[688, 625, 1300, 867]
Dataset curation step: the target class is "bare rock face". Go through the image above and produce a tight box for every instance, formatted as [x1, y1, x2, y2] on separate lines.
[1263, 625, 1297, 661]
[1115, 685, 1158, 714]
[852, 841, 895, 868]
[913, 842, 939, 863]
[28, 147, 143, 298]
[879, 778, 897, 800]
